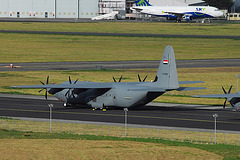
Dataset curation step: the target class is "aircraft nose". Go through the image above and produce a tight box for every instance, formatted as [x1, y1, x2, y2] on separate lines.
[219, 11, 224, 17]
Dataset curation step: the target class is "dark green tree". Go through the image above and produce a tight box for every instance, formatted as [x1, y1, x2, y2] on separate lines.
[204, 0, 234, 9]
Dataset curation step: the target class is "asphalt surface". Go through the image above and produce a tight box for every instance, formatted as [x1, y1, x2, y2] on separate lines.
[1, 59, 240, 72]
[1, 94, 240, 132]
[1, 29, 240, 39]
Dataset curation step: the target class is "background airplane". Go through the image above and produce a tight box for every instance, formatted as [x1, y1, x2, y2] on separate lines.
[5, 64, 21, 68]
[12, 46, 205, 110]
[193, 86, 240, 111]
[131, 0, 224, 22]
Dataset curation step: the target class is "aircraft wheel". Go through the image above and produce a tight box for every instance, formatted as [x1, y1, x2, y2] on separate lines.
[63, 103, 71, 107]
[177, 19, 181, 23]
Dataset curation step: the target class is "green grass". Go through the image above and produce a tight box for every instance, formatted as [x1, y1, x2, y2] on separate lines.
[0, 33, 240, 63]
[0, 129, 239, 159]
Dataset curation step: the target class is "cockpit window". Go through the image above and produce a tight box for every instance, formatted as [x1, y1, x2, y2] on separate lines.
[214, 9, 219, 11]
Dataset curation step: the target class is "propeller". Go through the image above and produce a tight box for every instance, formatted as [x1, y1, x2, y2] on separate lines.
[113, 75, 123, 82]
[39, 76, 50, 100]
[65, 76, 78, 98]
[222, 85, 232, 108]
[138, 74, 148, 82]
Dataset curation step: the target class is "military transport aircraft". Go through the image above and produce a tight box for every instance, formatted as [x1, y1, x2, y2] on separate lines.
[12, 46, 205, 110]
[193, 86, 240, 111]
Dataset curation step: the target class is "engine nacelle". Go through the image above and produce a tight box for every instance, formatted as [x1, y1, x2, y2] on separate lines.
[183, 15, 192, 21]
[232, 102, 240, 111]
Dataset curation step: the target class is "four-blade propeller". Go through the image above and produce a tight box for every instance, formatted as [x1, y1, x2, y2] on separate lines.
[39, 76, 50, 100]
[222, 85, 232, 108]
[138, 74, 148, 82]
[113, 75, 123, 82]
[65, 76, 79, 98]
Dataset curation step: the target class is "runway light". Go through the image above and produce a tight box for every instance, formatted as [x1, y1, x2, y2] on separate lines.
[124, 108, 128, 137]
[48, 104, 54, 133]
[213, 113, 218, 144]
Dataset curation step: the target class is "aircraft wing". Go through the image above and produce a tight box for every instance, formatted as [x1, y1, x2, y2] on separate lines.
[177, 87, 206, 91]
[131, 7, 144, 12]
[164, 11, 184, 16]
[11, 83, 113, 89]
[193, 93, 240, 98]
[128, 87, 165, 92]
[179, 81, 204, 84]
[128, 86, 206, 92]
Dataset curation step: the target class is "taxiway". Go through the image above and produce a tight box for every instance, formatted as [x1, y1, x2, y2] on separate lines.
[1, 94, 239, 132]
[1, 59, 240, 72]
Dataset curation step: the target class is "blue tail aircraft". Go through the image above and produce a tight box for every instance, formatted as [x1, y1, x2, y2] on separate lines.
[132, 0, 223, 22]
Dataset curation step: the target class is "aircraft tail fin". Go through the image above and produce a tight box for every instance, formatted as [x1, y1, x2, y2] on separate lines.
[135, 0, 152, 6]
[154, 46, 179, 90]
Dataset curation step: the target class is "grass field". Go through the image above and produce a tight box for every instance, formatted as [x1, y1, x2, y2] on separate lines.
[1, 67, 240, 105]
[0, 128, 240, 159]
[0, 33, 240, 63]
[1, 118, 240, 146]
[0, 22, 240, 63]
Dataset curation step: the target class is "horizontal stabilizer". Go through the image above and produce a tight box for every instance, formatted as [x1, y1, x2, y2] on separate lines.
[193, 93, 240, 98]
[177, 87, 206, 91]
[179, 81, 204, 84]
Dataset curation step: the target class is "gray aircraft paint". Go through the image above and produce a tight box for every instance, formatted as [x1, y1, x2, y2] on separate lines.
[194, 87, 240, 111]
[12, 46, 205, 109]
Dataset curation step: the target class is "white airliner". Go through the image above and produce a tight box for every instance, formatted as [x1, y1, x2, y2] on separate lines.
[131, 0, 224, 22]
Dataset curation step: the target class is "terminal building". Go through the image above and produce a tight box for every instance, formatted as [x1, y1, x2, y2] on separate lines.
[0, 0, 238, 19]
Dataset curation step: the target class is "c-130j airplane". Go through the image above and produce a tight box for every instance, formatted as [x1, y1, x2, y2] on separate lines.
[12, 46, 205, 110]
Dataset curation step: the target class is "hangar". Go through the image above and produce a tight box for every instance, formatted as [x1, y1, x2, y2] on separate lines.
[0, 0, 99, 18]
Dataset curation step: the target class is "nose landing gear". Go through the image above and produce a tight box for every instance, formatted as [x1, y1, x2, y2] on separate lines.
[63, 102, 71, 107]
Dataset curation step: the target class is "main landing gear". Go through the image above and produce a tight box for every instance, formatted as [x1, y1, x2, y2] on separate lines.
[92, 104, 107, 112]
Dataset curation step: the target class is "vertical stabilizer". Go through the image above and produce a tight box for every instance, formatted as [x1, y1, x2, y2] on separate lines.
[154, 46, 179, 90]
[135, 0, 152, 6]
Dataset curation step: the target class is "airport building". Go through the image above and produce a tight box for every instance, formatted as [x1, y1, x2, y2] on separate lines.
[0, 0, 98, 18]
[0, 0, 206, 19]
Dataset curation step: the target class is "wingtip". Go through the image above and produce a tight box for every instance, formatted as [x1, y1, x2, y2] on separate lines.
[192, 95, 200, 98]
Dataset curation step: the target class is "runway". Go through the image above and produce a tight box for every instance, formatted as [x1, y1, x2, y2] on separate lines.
[1, 94, 240, 132]
[1, 59, 240, 72]
[1, 29, 240, 39]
